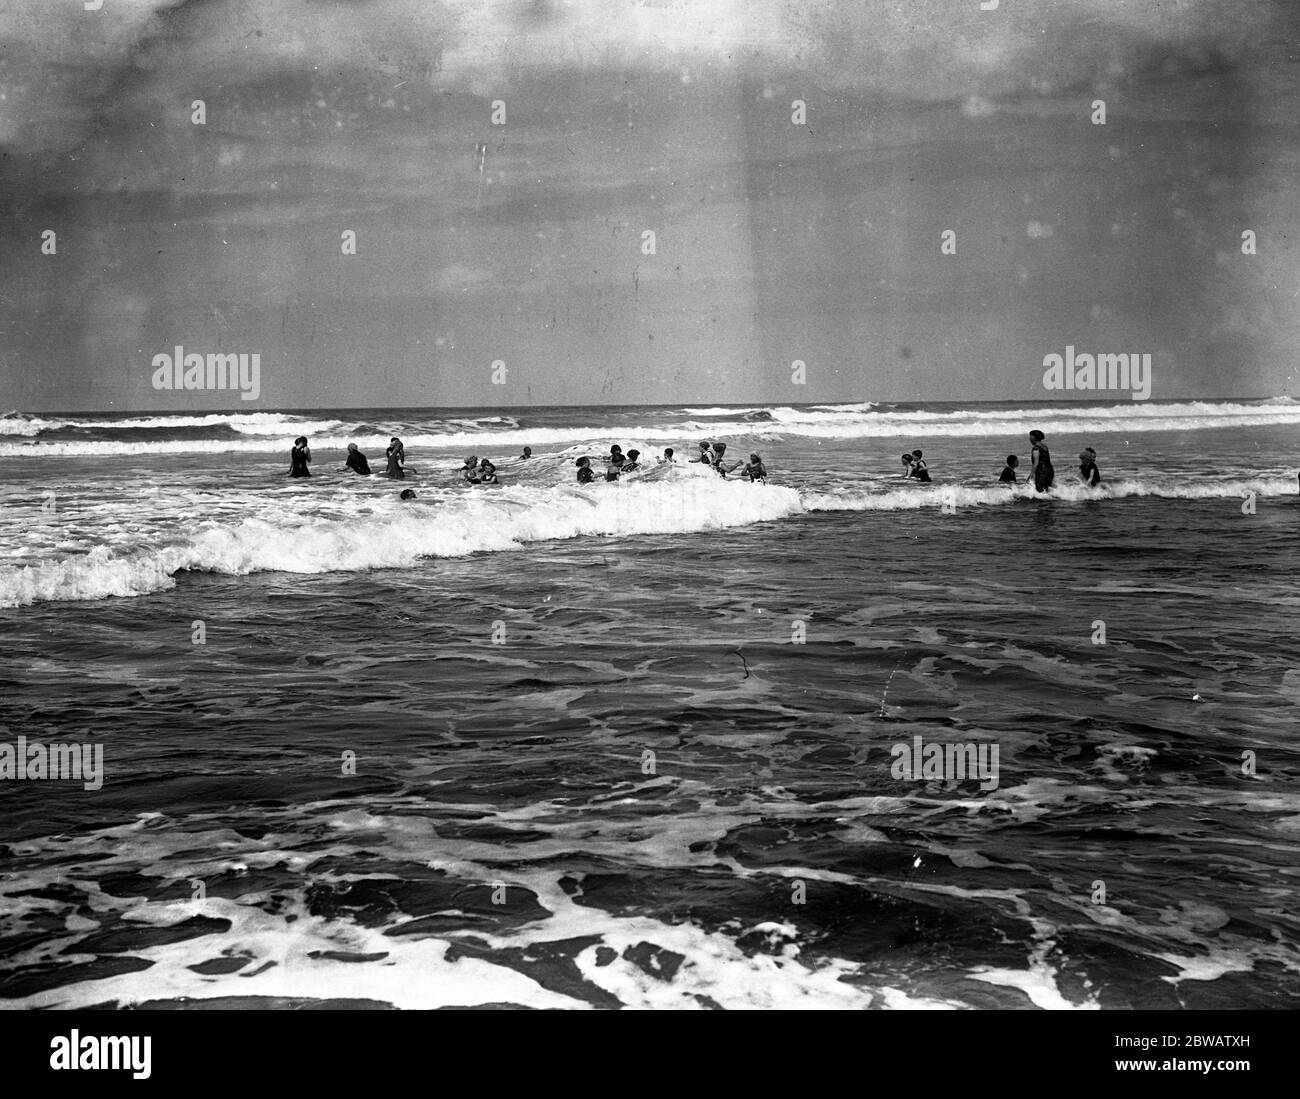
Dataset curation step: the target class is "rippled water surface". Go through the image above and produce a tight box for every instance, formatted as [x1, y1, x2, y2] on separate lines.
[2, 405, 1299, 1008]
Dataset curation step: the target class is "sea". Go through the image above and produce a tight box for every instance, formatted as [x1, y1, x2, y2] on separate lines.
[1, 398, 1299, 1010]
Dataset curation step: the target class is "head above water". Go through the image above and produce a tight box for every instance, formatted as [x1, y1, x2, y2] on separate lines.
[664, 447, 674, 458]
[400, 489, 416, 500]
[294, 436, 307, 447]
[465, 455, 477, 466]
[750, 453, 760, 463]
[699, 441, 711, 450]
[713, 442, 727, 455]
[1005, 454, 1018, 466]
[911, 449, 923, 459]
[576, 457, 590, 467]
[1079, 448, 1097, 461]
[626, 449, 640, 461]
[610, 445, 623, 454]
[901, 453, 913, 464]
[522, 447, 532, 457]
[1029, 429, 1045, 442]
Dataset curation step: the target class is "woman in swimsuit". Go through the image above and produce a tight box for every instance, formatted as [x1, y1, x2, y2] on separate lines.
[345, 443, 371, 475]
[1078, 447, 1101, 487]
[461, 455, 481, 485]
[289, 436, 311, 478]
[909, 449, 931, 483]
[478, 458, 500, 485]
[1029, 430, 1054, 492]
[576, 457, 595, 484]
[385, 437, 406, 480]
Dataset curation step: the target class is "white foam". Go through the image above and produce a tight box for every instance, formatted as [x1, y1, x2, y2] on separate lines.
[0, 477, 804, 608]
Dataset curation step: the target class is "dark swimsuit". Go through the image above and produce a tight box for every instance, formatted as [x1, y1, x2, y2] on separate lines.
[1032, 444, 1054, 492]
[999, 467, 1016, 483]
[385, 448, 405, 480]
[1080, 460, 1100, 486]
[289, 447, 310, 477]
[577, 466, 595, 484]
[346, 452, 371, 475]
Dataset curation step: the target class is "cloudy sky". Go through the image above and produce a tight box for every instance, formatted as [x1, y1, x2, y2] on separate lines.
[2, 0, 1298, 411]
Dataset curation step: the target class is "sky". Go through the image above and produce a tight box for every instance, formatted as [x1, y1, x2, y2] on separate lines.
[1, 0, 1299, 411]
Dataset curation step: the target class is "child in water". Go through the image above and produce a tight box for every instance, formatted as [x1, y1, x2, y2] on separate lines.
[659, 448, 676, 464]
[999, 454, 1018, 483]
[1078, 447, 1101, 487]
[909, 449, 931, 482]
[289, 437, 311, 477]
[345, 443, 371, 475]
[461, 456, 481, 485]
[478, 458, 500, 485]
[575, 457, 595, 484]
[1029, 430, 1054, 492]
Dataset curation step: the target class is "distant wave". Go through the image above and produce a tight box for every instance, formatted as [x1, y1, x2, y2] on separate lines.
[2, 400, 1297, 456]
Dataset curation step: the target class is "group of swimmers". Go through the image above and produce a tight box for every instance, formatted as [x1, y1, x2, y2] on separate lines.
[290, 436, 409, 479]
[574, 440, 767, 484]
[904, 430, 1102, 492]
[293, 430, 1099, 497]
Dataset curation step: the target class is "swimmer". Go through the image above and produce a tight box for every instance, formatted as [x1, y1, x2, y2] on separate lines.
[399, 488, 417, 501]
[575, 456, 596, 484]
[385, 437, 406, 480]
[659, 447, 676, 464]
[999, 454, 1018, 483]
[461, 456, 481, 484]
[289, 436, 311, 478]
[741, 453, 767, 482]
[345, 443, 371, 475]
[909, 449, 931, 483]
[478, 458, 500, 485]
[694, 440, 716, 464]
[711, 442, 731, 476]
[621, 449, 641, 474]
[901, 453, 916, 478]
[520, 446, 533, 460]
[1029, 430, 1054, 492]
[1078, 447, 1101, 487]
[605, 445, 625, 482]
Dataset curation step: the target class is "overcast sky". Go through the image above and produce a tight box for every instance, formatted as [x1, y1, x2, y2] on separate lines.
[2, 0, 1298, 411]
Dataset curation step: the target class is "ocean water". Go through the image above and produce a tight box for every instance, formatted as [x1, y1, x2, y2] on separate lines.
[2, 399, 1300, 1009]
